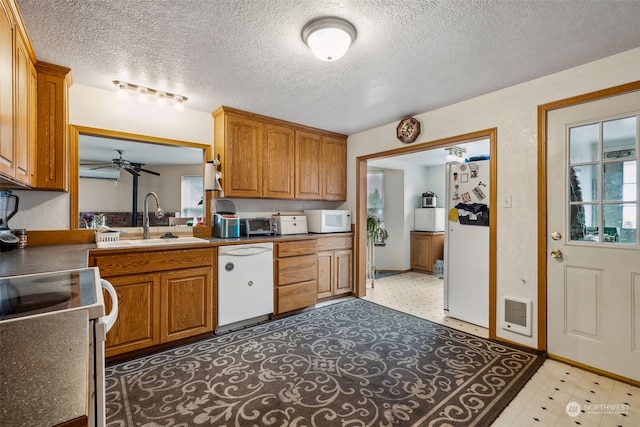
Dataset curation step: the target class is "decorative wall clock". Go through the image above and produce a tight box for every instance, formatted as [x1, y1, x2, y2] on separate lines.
[396, 117, 421, 143]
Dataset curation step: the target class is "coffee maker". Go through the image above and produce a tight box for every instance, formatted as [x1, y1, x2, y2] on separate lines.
[0, 190, 19, 251]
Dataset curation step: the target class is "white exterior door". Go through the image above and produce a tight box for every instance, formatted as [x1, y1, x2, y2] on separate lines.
[547, 90, 640, 381]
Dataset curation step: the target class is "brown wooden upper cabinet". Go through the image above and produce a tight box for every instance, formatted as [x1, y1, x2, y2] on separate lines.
[263, 123, 295, 199]
[0, 0, 38, 188]
[35, 61, 70, 191]
[213, 106, 347, 201]
[0, 0, 70, 190]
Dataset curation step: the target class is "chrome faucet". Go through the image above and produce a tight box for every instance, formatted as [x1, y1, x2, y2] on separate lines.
[143, 192, 164, 239]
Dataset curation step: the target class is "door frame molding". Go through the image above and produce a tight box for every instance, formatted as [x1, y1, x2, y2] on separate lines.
[536, 80, 640, 351]
[355, 128, 497, 340]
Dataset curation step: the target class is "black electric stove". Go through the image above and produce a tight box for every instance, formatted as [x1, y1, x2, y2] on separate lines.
[0, 268, 101, 321]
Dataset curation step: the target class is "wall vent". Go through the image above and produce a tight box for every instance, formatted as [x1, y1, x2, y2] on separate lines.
[502, 296, 532, 336]
[79, 165, 120, 180]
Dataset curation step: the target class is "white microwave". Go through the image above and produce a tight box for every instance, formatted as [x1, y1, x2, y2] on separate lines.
[303, 209, 352, 233]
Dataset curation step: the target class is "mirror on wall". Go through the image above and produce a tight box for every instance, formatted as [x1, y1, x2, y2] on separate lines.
[71, 127, 211, 229]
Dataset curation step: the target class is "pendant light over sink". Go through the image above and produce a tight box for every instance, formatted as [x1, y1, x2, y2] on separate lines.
[302, 17, 357, 61]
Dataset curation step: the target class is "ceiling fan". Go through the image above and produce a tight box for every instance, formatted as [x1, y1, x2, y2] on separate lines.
[82, 150, 160, 177]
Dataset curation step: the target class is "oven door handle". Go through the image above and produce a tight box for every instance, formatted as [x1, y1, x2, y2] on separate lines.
[101, 279, 119, 334]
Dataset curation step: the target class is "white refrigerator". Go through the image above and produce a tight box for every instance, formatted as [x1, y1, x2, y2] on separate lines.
[444, 159, 490, 328]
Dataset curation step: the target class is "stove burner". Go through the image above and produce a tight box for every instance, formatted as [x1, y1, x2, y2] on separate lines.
[0, 292, 78, 317]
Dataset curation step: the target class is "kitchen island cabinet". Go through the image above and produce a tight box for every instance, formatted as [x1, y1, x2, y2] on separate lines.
[88, 247, 215, 358]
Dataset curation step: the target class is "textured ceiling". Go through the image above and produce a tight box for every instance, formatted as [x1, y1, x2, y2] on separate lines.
[16, 0, 640, 136]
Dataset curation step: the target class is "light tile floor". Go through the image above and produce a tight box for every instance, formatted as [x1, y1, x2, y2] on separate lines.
[362, 272, 639, 426]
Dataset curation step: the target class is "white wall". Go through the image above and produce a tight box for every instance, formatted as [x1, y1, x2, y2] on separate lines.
[369, 168, 404, 271]
[10, 84, 213, 230]
[425, 165, 446, 208]
[368, 161, 444, 270]
[12, 84, 340, 229]
[343, 47, 640, 348]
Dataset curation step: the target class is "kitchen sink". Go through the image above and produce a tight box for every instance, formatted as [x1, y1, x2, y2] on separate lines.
[96, 237, 209, 249]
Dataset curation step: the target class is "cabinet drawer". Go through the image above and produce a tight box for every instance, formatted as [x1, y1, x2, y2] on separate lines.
[90, 248, 214, 276]
[276, 239, 317, 257]
[276, 280, 317, 313]
[276, 254, 317, 285]
[316, 235, 352, 251]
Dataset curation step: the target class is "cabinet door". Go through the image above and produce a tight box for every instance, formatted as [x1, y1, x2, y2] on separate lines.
[334, 249, 353, 295]
[316, 250, 333, 299]
[321, 136, 347, 201]
[224, 114, 263, 197]
[295, 130, 322, 199]
[263, 123, 294, 198]
[13, 31, 31, 184]
[35, 62, 70, 190]
[103, 273, 161, 357]
[28, 61, 36, 185]
[0, 3, 13, 177]
[410, 233, 433, 272]
[161, 267, 213, 342]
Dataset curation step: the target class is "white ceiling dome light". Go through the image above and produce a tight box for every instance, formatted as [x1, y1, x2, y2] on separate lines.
[302, 17, 356, 62]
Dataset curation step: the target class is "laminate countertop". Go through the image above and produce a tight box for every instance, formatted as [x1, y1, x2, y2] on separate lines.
[0, 309, 89, 426]
[0, 244, 93, 277]
[0, 232, 353, 277]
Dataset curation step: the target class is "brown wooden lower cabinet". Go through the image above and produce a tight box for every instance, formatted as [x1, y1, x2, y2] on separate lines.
[89, 247, 215, 358]
[317, 234, 353, 299]
[102, 272, 160, 356]
[274, 239, 317, 315]
[410, 231, 444, 272]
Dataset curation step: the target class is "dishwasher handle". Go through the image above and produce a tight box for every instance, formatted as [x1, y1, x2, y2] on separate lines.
[221, 246, 273, 256]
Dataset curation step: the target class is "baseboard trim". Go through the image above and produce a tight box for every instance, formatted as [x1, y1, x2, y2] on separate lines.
[548, 353, 640, 387]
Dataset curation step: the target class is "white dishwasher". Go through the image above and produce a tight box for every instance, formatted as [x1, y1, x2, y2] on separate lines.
[217, 242, 274, 333]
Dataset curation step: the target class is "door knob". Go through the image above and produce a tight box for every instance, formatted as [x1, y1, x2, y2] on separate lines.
[550, 249, 562, 259]
[551, 231, 562, 241]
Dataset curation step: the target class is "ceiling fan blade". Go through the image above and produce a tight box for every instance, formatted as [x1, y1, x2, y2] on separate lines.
[125, 168, 140, 176]
[138, 168, 160, 176]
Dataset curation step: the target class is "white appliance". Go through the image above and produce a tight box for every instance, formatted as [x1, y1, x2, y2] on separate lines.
[414, 208, 445, 231]
[0, 268, 118, 427]
[304, 209, 351, 233]
[274, 214, 308, 235]
[444, 159, 490, 328]
[217, 242, 274, 333]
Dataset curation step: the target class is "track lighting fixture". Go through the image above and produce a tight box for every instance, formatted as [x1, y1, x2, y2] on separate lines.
[445, 146, 467, 161]
[112, 80, 188, 112]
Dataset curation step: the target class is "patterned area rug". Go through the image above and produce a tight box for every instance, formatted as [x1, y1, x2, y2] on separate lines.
[105, 299, 544, 426]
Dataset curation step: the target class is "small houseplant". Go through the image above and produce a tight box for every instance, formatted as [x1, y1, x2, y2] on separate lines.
[367, 210, 388, 246]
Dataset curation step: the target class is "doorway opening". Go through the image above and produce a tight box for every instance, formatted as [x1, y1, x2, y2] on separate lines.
[355, 128, 497, 339]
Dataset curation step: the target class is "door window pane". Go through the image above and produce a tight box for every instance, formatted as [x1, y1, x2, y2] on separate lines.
[570, 204, 598, 242]
[567, 114, 639, 246]
[603, 204, 636, 245]
[569, 123, 599, 163]
[603, 116, 636, 160]
[570, 165, 598, 202]
[602, 160, 637, 202]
